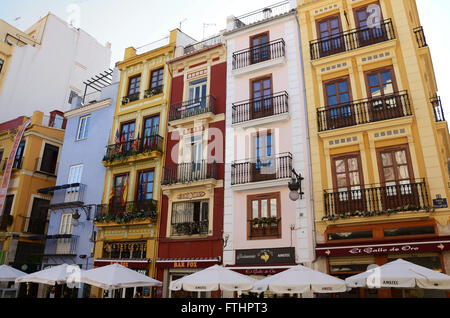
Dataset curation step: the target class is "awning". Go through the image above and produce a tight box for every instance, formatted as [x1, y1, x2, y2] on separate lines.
[93, 259, 151, 269]
[316, 235, 450, 257]
[225, 264, 297, 275]
[156, 257, 221, 269]
[38, 183, 81, 194]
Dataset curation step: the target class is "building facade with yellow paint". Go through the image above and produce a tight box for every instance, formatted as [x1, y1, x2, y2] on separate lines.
[92, 29, 197, 298]
[297, 0, 450, 298]
[0, 111, 65, 297]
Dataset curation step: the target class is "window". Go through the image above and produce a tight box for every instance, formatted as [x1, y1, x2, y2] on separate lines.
[250, 32, 270, 64]
[14, 141, 25, 169]
[251, 76, 273, 119]
[27, 198, 50, 235]
[102, 241, 147, 259]
[111, 174, 129, 209]
[251, 130, 275, 182]
[119, 121, 136, 153]
[136, 170, 154, 201]
[171, 201, 209, 236]
[40, 144, 59, 174]
[324, 77, 353, 128]
[68, 164, 83, 192]
[366, 67, 397, 98]
[150, 68, 164, 89]
[0, 195, 14, 231]
[377, 145, 414, 189]
[0, 59, 3, 73]
[127, 75, 141, 97]
[0, 149, 4, 165]
[247, 192, 281, 239]
[327, 230, 373, 241]
[354, 2, 386, 46]
[59, 213, 73, 235]
[383, 226, 435, 237]
[77, 115, 90, 140]
[142, 115, 160, 150]
[316, 15, 344, 55]
[188, 77, 207, 104]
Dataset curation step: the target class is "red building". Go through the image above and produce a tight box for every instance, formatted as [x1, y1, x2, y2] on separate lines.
[155, 36, 226, 298]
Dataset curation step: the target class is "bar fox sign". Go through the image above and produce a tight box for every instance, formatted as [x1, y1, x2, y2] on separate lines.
[0, 119, 31, 217]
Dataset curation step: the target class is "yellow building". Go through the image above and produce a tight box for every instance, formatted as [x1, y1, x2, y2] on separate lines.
[92, 29, 195, 298]
[0, 111, 65, 295]
[297, 0, 450, 298]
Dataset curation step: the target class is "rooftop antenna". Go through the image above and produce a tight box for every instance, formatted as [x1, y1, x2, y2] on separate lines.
[179, 18, 187, 30]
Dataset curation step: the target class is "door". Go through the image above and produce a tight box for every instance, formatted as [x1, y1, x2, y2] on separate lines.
[317, 15, 344, 57]
[251, 76, 273, 120]
[332, 154, 366, 216]
[366, 67, 401, 121]
[28, 198, 50, 235]
[66, 164, 83, 203]
[354, 3, 387, 47]
[142, 115, 160, 150]
[186, 78, 207, 115]
[136, 170, 155, 202]
[324, 78, 354, 129]
[111, 174, 128, 213]
[252, 131, 275, 182]
[377, 146, 419, 210]
[120, 121, 135, 154]
[181, 135, 204, 180]
[250, 32, 270, 64]
[56, 213, 73, 255]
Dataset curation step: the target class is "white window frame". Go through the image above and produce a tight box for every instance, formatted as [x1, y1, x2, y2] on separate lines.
[77, 115, 90, 140]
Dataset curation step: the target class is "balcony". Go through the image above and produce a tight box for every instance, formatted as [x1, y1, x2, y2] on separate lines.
[94, 199, 158, 225]
[232, 91, 289, 126]
[121, 92, 140, 105]
[169, 95, 216, 123]
[248, 217, 281, 239]
[47, 184, 86, 209]
[171, 220, 209, 237]
[317, 91, 412, 132]
[323, 179, 430, 221]
[162, 161, 218, 186]
[101, 241, 147, 260]
[413, 26, 428, 48]
[183, 35, 222, 55]
[431, 96, 445, 122]
[144, 85, 163, 99]
[310, 19, 395, 60]
[103, 135, 163, 164]
[43, 234, 79, 256]
[232, 39, 286, 71]
[0, 214, 13, 231]
[231, 152, 292, 187]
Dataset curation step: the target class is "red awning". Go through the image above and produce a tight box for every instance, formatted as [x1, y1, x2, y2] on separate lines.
[316, 236, 450, 257]
[156, 257, 221, 269]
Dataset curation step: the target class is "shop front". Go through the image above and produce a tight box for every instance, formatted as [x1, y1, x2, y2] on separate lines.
[316, 221, 450, 298]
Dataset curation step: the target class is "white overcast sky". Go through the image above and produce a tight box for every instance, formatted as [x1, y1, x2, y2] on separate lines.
[1, 0, 449, 118]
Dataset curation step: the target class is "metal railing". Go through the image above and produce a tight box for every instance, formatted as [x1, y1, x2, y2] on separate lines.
[183, 35, 222, 55]
[50, 184, 87, 207]
[248, 218, 281, 238]
[310, 19, 395, 60]
[323, 179, 429, 219]
[35, 157, 59, 176]
[431, 96, 445, 122]
[95, 199, 158, 224]
[121, 92, 140, 105]
[144, 86, 163, 99]
[317, 91, 412, 132]
[230, 1, 291, 30]
[169, 95, 216, 122]
[103, 135, 164, 162]
[231, 152, 292, 185]
[233, 39, 286, 70]
[232, 91, 289, 124]
[413, 26, 428, 48]
[101, 241, 147, 259]
[171, 220, 209, 236]
[162, 161, 218, 185]
[43, 234, 79, 256]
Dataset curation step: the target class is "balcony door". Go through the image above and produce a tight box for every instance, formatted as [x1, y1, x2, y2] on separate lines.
[181, 135, 204, 180]
[28, 198, 50, 235]
[66, 164, 83, 203]
[111, 174, 128, 212]
[136, 169, 154, 201]
[365, 67, 402, 121]
[317, 15, 344, 57]
[186, 77, 207, 114]
[354, 2, 387, 47]
[142, 115, 160, 150]
[377, 146, 419, 210]
[324, 77, 354, 129]
[332, 154, 366, 215]
[56, 213, 73, 255]
[250, 32, 270, 65]
[252, 131, 275, 182]
[120, 121, 135, 154]
[251, 76, 273, 120]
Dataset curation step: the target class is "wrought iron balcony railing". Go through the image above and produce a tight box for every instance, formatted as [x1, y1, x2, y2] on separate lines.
[49, 183, 86, 208]
[44, 234, 79, 256]
[413, 26, 428, 48]
[323, 179, 430, 220]
[144, 86, 163, 99]
[317, 91, 412, 132]
[233, 39, 286, 70]
[162, 161, 218, 185]
[101, 241, 147, 259]
[229, 1, 291, 30]
[121, 92, 140, 105]
[248, 218, 281, 239]
[95, 199, 158, 224]
[231, 152, 292, 185]
[183, 35, 222, 55]
[310, 19, 395, 60]
[171, 220, 209, 237]
[431, 96, 445, 122]
[169, 95, 216, 122]
[232, 91, 289, 124]
[103, 135, 164, 162]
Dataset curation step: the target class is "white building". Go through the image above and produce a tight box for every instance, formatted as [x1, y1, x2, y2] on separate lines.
[0, 13, 111, 122]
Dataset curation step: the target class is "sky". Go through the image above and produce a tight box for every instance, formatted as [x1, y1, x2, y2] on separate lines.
[1, 0, 449, 117]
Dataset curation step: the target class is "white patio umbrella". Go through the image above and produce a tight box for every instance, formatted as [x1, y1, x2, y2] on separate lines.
[346, 259, 450, 290]
[79, 263, 162, 290]
[15, 264, 82, 285]
[0, 265, 27, 282]
[251, 265, 348, 294]
[169, 265, 257, 292]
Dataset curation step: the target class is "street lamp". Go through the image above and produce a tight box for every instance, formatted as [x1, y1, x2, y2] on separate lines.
[288, 169, 304, 201]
